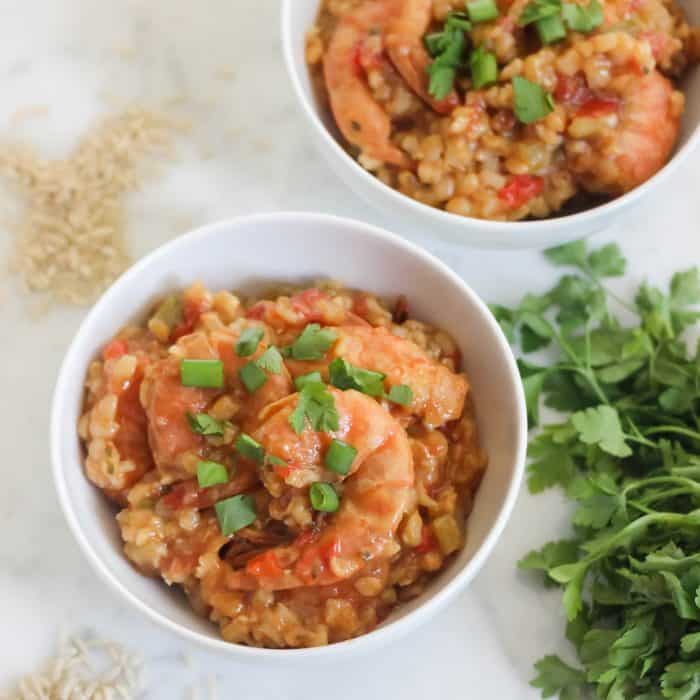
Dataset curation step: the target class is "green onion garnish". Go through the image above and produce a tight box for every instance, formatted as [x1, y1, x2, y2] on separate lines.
[329, 358, 385, 397]
[562, 0, 603, 32]
[187, 412, 226, 436]
[427, 28, 466, 100]
[283, 324, 337, 361]
[197, 460, 229, 488]
[387, 384, 414, 406]
[295, 371, 323, 391]
[266, 454, 287, 468]
[180, 359, 224, 389]
[445, 11, 472, 31]
[512, 76, 555, 124]
[236, 433, 265, 464]
[215, 494, 257, 535]
[470, 46, 498, 89]
[324, 439, 357, 475]
[467, 0, 499, 23]
[309, 483, 340, 513]
[518, 0, 561, 26]
[536, 13, 567, 43]
[255, 346, 283, 374]
[239, 361, 267, 393]
[289, 382, 339, 435]
[235, 327, 264, 357]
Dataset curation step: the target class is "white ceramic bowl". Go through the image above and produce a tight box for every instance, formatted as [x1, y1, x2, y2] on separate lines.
[281, 1, 700, 249]
[51, 212, 527, 661]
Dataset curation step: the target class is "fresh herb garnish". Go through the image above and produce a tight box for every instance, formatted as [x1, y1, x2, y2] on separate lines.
[255, 346, 283, 374]
[466, 0, 499, 23]
[324, 439, 357, 475]
[187, 412, 226, 437]
[180, 359, 224, 389]
[512, 76, 555, 124]
[235, 433, 265, 465]
[425, 12, 470, 100]
[235, 327, 264, 357]
[289, 381, 340, 435]
[197, 460, 229, 488]
[328, 358, 386, 397]
[295, 371, 323, 391]
[215, 494, 257, 536]
[562, 0, 603, 32]
[498, 239, 700, 699]
[239, 361, 267, 393]
[519, 0, 562, 26]
[283, 324, 337, 361]
[309, 482, 340, 513]
[470, 45, 498, 89]
[387, 384, 414, 406]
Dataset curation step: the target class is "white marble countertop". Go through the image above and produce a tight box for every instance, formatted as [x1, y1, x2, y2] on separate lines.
[1, 0, 699, 697]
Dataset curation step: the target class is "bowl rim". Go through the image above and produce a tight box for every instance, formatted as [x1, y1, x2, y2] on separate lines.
[51, 211, 528, 660]
[280, 0, 700, 234]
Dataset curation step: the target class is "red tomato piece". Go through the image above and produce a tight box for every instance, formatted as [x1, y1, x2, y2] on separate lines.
[498, 175, 544, 210]
[577, 96, 620, 118]
[102, 339, 128, 361]
[246, 550, 284, 578]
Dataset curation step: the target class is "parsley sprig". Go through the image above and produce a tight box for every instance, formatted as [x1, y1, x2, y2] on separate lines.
[495, 240, 700, 699]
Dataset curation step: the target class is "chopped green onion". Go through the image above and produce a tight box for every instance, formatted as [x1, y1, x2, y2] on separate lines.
[512, 76, 555, 124]
[180, 359, 224, 389]
[284, 324, 337, 361]
[266, 454, 287, 468]
[536, 13, 567, 43]
[295, 371, 323, 391]
[387, 384, 414, 406]
[518, 0, 561, 26]
[197, 460, 229, 488]
[215, 494, 257, 535]
[324, 439, 357, 475]
[239, 361, 267, 393]
[424, 32, 447, 57]
[235, 327, 264, 357]
[470, 46, 499, 89]
[445, 11, 472, 31]
[562, 0, 603, 32]
[309, 483, 340, 513]
[236, 433, 265, 464]
[289, 382, 339, 435]
[187, 412, 225, 436]
[466, 0, 499, 23]
[329, 358, 385, 397]
[255, 346, 283, 374]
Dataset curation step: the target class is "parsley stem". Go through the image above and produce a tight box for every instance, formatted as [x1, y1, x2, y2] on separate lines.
[623, 476, 700, 496]
[644, 425, 700, 443]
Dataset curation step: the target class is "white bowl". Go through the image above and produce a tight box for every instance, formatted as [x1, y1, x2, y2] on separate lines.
[51, 212, 527, 661]
[281, 1, 700, 249]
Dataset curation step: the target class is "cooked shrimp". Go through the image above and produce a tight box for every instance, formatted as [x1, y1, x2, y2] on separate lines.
[217, 389, 414, 590]
[323, 0, 413, 168]
[80, 334, 157, 503]
[386, 0, 459, 114]
[284, 325, 468, 428]
[141, 329, 293, 478]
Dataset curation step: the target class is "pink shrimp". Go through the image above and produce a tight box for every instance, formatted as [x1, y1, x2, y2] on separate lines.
[220, 389, 414, 590]
[323, 0, 413, 168]
[386, 0, 459, 114]
[141, 329, 293, 478]
[284, 325, 468, 428]
[566, 69, 682, 194]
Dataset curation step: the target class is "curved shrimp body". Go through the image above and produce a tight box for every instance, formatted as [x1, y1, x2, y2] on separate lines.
[323, 0, 413, 168]
[284, 325, 468, 428]
[562, 36, 682, 194]
[223, 389, 414, 591]
[140, 328, 293, 478]
[386, 0, 459, 114]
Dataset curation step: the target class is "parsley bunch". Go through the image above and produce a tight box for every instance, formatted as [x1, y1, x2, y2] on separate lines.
[492, 240, 700, 699]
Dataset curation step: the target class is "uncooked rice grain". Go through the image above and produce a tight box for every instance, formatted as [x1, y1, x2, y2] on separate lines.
[1, 107, 183, 306]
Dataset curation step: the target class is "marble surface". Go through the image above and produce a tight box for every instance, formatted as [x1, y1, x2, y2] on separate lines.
[0, 0, 699, 697]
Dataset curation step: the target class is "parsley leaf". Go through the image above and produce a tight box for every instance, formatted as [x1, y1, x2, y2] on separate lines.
[284, 324, 337, 360]
[571, 405, 632, 458]
[513, 76, 555, 124]
[187, 412, 225, 436]
[329, 357, 386, 397]
[530, 655, 587, 699]
[255, 345, 283, 374]
[289, 382, 340, 434]
[427, 27, 467, 100]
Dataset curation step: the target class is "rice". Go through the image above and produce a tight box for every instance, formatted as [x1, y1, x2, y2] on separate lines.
[0, 108, 183, 306]
[0, 635, 142, 700]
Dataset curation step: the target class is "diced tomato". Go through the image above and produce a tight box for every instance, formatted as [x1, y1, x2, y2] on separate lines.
[171, 299, 204, 341]
[416, 526, 437, 554]
[290, 288, 327, 323]
[276, 460, 301, 480]
[246, 550, 284, 578]
[576, 96, 620, 118]
[554, 73, 593, 108]
[293, 529, 318, 549]
[102, 339, 128, 361]
[498, 175, 544, 210]
[246, 301, 270, 320]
